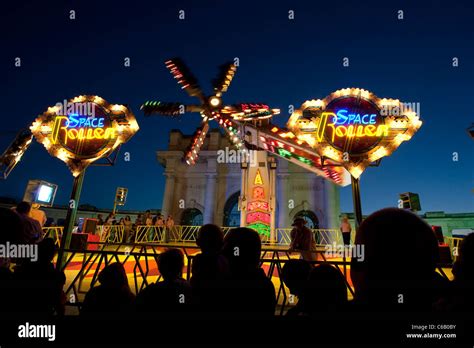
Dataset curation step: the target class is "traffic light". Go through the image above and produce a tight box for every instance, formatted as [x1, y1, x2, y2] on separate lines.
[398, 192, 421, 212]
[115, 187, 128, 206]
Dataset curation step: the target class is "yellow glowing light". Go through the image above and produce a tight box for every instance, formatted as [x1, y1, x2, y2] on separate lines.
[286, 88, 422, 185]
[350, 166, 364, 179]
[31, 95, 139, 176]
[369, 147, 388, 162]
[254, 169, 264, 185]
[209, 96, 221, 107]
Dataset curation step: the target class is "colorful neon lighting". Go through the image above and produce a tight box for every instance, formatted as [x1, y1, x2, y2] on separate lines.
[247, 201, 269, 211]
[317, 111, 389, 143]
[247, 222, 271, 237]
[52, 115, 116, 145]
[254, 169, 263, 185]
[252, 186, 265, 200]
[333, 109, 376, 125]
[246, 211, 271, 224]
[31, 95, 139, 177]
[277, 148, 292, 158]
[287, 88, 422, 179]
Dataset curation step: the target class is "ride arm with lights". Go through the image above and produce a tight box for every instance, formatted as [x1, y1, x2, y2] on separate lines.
[0, 129, 34, 179]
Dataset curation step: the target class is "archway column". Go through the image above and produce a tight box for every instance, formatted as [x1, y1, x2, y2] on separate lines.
[161, 172, 175, 219]
[203, 174, 217, 224]
[277, 174, 289, 228]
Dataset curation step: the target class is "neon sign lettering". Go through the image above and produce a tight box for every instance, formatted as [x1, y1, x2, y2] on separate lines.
[317, 110, 388, 143]
[52, 115, 116, 145]
[332, 109, 377, 125]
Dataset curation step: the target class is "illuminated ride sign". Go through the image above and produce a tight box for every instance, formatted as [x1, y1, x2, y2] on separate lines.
[246, 169, 271, 237]
[287, 88, 422, 178]
[31, 95, 139, 176]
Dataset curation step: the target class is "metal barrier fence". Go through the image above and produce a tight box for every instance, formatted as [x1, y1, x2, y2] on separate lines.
[58, 242, 355, 316]
[444, 236, 464, 262]
[42, 225, 346, 246]
[58, 241, 454, 316]
[43, 226, 467, 260]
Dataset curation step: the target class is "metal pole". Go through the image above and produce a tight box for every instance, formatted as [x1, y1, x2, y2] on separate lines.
[56, 169, 86, 270]
[351, 176, 363, 230]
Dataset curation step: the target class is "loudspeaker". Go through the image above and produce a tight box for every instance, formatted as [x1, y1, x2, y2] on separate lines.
[70, 233, 88, 250]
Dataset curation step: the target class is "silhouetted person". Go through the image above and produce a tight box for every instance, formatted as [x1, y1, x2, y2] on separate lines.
[15, 238, 66, 317]
[340, 216, 352, 246]
[350, 208, 445, 312]
[135, 248, 192, 316]
[190, 224, 230, 313]
[290, 218, 317, 262]
[81, 262, 135, 316]
[97, 214, 104, 225]
[222, 228, 276, 317]
[281, 259, 312, 316]
[0, 208, 23, 314]
[300, 263, 348, 316]
[15, 201, 43, 244]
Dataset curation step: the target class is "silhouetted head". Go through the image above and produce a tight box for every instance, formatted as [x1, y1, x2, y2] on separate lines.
[158, 248, 184, 281]
[38, 238, 57, 262]
[197, 224, 224, 254]
[292, 218, 306, 228]
[281, 259, 312, 296]
[454, 233, 474, 285]
[222, 228, 261, 274]
[351, 208, 439, 307]
[98, 262, 129, 289]
[302, 263, 347, 313]
[0, 207, 23, 244]
[16, 201, 31, 215]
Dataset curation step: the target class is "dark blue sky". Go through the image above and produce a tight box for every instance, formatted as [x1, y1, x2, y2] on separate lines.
[1, 0, 473, 214]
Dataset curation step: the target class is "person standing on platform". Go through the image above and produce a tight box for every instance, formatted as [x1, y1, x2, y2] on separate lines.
[165, 215, 175, 242]
[289, 217, 317, 263]
[340, 216, 352, 246]
[155, 215, 165, 242]
[123, 216, 133, 243]
[145, 210, 153, 226]
[103, 213, 115, 242]
[29, 203, 47, 227]
[97, 214, 104, 226]
[145, 210, 154, 241]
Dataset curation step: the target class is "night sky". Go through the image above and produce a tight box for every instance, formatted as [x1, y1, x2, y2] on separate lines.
[1, 0, 473, 215]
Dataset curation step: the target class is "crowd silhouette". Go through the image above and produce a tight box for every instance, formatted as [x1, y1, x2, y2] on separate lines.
[0, 206, 473, 321]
